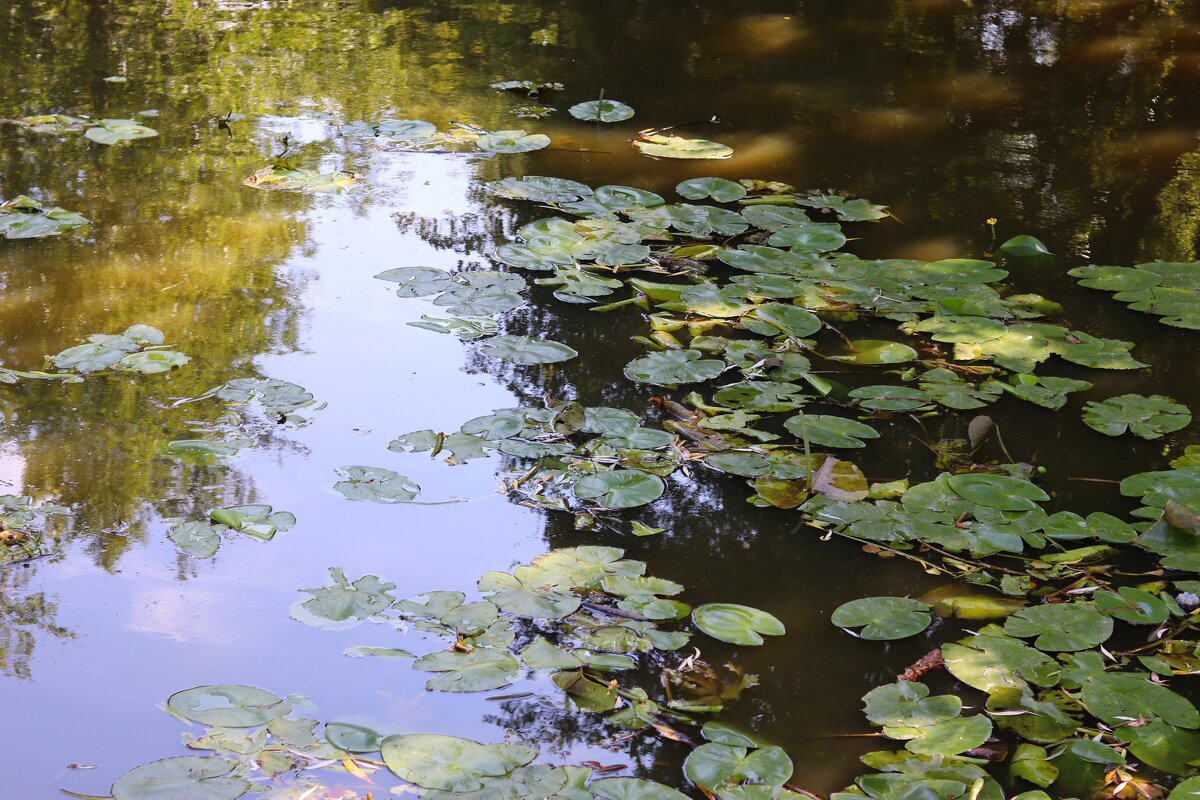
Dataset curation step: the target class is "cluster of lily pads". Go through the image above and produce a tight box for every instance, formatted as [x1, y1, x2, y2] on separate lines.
[166, 504, 296, 559]
[293, 546, 782, 735]
[1070, 261, 1200, 330]
[1, 324, 192, 385]
[165, 376, 324, 458]
[341, 118, 551, 154]
[4, 113, 158, 144]
[76, 679, 820, 800]
[0, 195, 90, 239]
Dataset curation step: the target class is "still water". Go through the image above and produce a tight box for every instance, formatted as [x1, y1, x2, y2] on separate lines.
[1, 0, 1199, 795]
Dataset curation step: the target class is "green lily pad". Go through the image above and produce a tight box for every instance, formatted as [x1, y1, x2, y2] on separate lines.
[592, 777, 693, 800]
[118, 350, 190, 373]
[905, 715, 993, 757]
[574, 469, 665, 509]
[831, 597, 932, 640]
[1095, 586, 1171, 625]
[742, 303, 822, 338]
[624, 349, 725, 385]
[569, 99, 635, 122]
[380, 733, 537, 792]
[862, 681, 962, 730]
[487, 176, 592, 203]
[693, 603, 786, 645]
[167, 684, 283, 727]
[942, 627, 1061, 692]
[677, 177, 747, 203]
[295, 567, 396, 625]
[996, 235, 1052, 259]
[0, 195, 90, 239]
[412, 648, 521, 692]
[243, 165, 356, 192]
[945, 473, 1048, 511]
[375, 266, 453, 297]
[1082, 394, 1191, 439]
[377, 119, 437, 141]
[783, 414, 879, 448]
[1083, 672, 1200, 729]
[333, 466, 420, 503]
[830, 340, 918, 365]
[477, 335, 577, 364]
[83, 118, 158, 144]
[684, 742, 793, 791]
[478, 571, 581, 618]
[111, 756, 248, 800]
[168, 521, 221, 558]
[1002, 604, 1113, 651]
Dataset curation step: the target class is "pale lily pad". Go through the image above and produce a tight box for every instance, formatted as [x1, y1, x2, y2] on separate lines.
[634, 133, 733, 160]
[693, 603, 785, 646]
[592, 777, 693, 800]
[478, 335, 577, 364]
[0, 195, 90, 239]
[375, 267, 453, 297]
[296, 567, 396, 625]
[167, 684, 283, 727]
[906, 715, 993, 757]
[413, 648, 521, 692]
[574, 469, 665, 509]
[569, 99, 635, 122]
[486, 176, 592, 203]
[381, 733, 537, 792]
[83, 118, 158, 144]
[476, 130, 551, 153]
[333, 466, 420, 503]
[111, 756, 248, 800]
[118, 350, 190, 373]
[168, 521, 221, 558]
[1081, 394, 1191, 440]
[377, 119, 437, 141]
[831, 597, 932, 640]
[244, 165, 356, 192]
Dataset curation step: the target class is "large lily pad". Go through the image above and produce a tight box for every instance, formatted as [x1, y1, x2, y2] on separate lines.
[783, 414, 879, 448]
[381, 733, 537, 792]
[1083, 673, 1200, 729]
[634, 133, 733, 159]
[693, 603, 786, 646]
[625, 349, 725, 385]
[167, 684, 283, 727]
[333, 466, 420, 503]
[477, 335, 577, 364]
[1002, 604, 1113, 651]
[111, 756, 248, 800]
[412, 648, 521, 692]
[0, 195, 90, 239]
[831, 597, 932, 640]
[684, 742, 793, 791]
[573, 469, 665, 509]
[1081, 393, 1191, 439]
[476, 130, 551, 153]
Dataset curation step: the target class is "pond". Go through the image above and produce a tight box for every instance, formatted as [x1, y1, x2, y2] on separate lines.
[1, 1, 1199, 798]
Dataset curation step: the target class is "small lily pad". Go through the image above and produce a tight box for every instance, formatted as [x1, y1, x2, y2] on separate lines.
[569, 99, 635, 122]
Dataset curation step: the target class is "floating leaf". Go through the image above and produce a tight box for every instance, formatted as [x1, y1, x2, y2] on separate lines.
[945, 473, 1048, 512]
[380, 733, 537, 792]
[634, 133, 733, 160]
[905, 715, 992, 757]
[624, 349, 725, 385]
[569, 99, 635, 122]
[863, 681, 961, 730]
[684, 742, 793, 791]
[1083, 672, 1200, 729]
[1082, 394, 1192, 440]
[477, 335, 577, 364]
[377, 119, 437, 141]
[476, 129, 551, 153]
[693, 603, 785, 646]
[677, 177, 747, 203]
[296, 567, 396, 625]
[942, 627, 1061, 692]
[0, 195, 90, 239]
[118, 350, 190, 374]
[574, 470, 665, 509]
[591, 777, 693, 800]
[168, 521, 221, 558]
[110, 756, 248, 800]
[831, 597, 932, 640]
[167, 685, 283, 727]
[243, 165, 356, 192]
[413, 648, 521, 692]
[831, 340, 918, 365]
[996, 235, 1052, 259]
[1003, 604, 1113, 651]
[784, 414, 879, 449]
[83, 118, 158, 144]
[333, 466, 420, 503]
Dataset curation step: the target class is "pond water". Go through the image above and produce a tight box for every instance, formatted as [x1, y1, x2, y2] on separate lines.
[1, 1, 1199, 797]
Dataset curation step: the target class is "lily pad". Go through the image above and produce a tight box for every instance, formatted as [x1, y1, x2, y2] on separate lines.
[592, 777, 693, 800]
[905, 715, 993, 757]
[476, 130, 551, 153]
[831, 597, 932, 640]
[677, 177, 747, 203]
[1082, 672, 1200, 729]
[625, 349, 725, 385]
[111, 756, 248, 800]
[380, 733, 537, 792]
[574, 470, 665, 509]
[333, 466, 420, 503]
[863, 681, 962, 730]
[477, 335, 577, 364]
[783, 414, 879, 448]
[569, 99, 635, 122]
[0, 195, 90, 239]
[83, 118, 158, 144]
[1002, 604, 1113, 651]
[412, 648, 521, 692]
[1081, 394, 1191, 440]
[945, 473, 1048, 512]
[167, 684, 283, 727]
[296, 567, 396, 625]
[684, 742, 793, 791]
[634, 133, 733, 160]
[693, 603, 786, 646]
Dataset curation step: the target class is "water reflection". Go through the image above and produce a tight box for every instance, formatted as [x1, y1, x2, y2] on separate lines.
[0, 0, 1199, 795]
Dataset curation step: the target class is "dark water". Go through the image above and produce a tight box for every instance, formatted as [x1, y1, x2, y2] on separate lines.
[0, 0, 1198, 795]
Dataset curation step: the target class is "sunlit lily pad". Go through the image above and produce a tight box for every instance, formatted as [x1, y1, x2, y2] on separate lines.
[413, 648, 521, 692]
[677, 177, 747, 203]
[693, 603, 785, 646]
[1081, 393, 1191, 439]
[684, 742, 793, 791]
[244, 165, 357, 192]
[592, 777, 693, 800]
[905, 715, 993, 757]
[83, 118, 158, 144]
[1002, 604, 1113, 651]
[831, 340, 918, 365]
[783, 414, 879, 448]
[295, 567, 396, 625]
[863, 680, 962, 729]
[634, 132, 733, 160]
[377, 119, 437, 141]
[0, 195, 90, 239]
[569, 99, 635, 122]
[831, 597, 932, 640]
[476, 129, 551, 153]
[1082, 672, 1200, 729]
